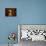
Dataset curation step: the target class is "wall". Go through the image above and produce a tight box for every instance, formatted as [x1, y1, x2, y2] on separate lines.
[0, 0, 46, 45]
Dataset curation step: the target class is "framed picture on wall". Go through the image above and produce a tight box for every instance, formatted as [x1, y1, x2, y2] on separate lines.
[5, 8, 17, 17]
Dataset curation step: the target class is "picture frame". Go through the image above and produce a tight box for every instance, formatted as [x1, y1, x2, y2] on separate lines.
[5, 8, 17, 17]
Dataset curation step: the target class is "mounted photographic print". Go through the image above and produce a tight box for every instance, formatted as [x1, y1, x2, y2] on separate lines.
[5, 8, 16, 17]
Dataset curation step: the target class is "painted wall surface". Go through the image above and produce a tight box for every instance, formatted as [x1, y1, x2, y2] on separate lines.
[0, 0, 46, 44]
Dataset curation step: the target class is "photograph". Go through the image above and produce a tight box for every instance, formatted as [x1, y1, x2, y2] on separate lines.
[5, 8, 16, 17]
